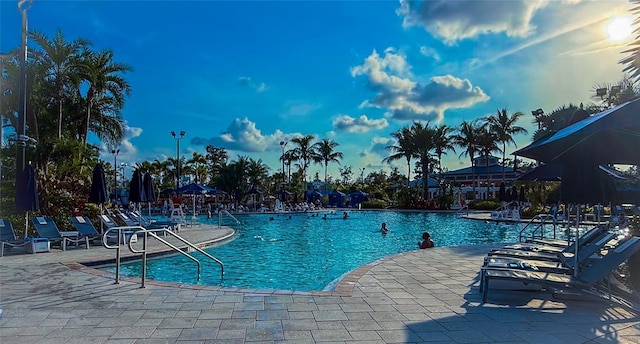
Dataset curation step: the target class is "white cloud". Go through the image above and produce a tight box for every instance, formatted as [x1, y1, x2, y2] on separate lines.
[352, 49, 489, 121]
[419, 46, 440, 61]
[100, 124, 142, 165]
[238, 76, 268, 93]
[191, 117, 299, 153]
[332, 114, 388, 133]
[397, 0, 546, 45]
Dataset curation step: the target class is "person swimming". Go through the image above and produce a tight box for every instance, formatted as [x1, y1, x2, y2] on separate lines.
[343, 211, 349, 219]
[381, 222, 389, 234]
[418, 232, 434, 249]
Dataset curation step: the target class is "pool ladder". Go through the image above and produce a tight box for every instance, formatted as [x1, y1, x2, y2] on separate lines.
[218, 209, 241, 227]
[103, 226, 224, 288]
[518, 214, 558, 242]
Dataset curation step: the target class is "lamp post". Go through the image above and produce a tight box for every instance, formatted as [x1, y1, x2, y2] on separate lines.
[171, 130, 185, 189]
[360, 167, 365, 185]
[119, 162, 127, 191]
[15, 0, 33, 195]
[111, 149, 119, 204]
[531, 108, 544, 129]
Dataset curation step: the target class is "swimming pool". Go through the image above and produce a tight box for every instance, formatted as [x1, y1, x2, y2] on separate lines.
[109, 210, 524, 291]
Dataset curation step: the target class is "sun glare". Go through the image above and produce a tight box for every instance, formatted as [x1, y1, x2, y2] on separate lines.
[606, 16, 633, 41]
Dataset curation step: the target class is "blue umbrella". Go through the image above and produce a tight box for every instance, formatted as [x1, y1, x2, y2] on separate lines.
[128, 169, 146, 203]
[88, 163, 109, 233]
[88, 163, 108, 204]
[177, 183, 214, 194]
[143, 173, 157, 215]
[16, 164, 39, 238]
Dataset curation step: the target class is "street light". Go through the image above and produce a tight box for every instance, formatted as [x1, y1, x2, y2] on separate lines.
[360, 167, 365, 184]
[111, 149, 119, 204]
[171, 130, 186, 189]
[119, 162, 127, 191]
[15, 0, 33, 196]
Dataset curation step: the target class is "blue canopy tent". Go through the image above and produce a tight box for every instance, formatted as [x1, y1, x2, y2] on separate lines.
[305, 190, 323, 203]
[349, 191, 369, 207]
[327, 191, 347, 208]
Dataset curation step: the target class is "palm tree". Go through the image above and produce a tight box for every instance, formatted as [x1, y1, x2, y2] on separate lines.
[452, 120, 482, 199]
[314, 138, 343, 187]
[476, 126, 501, 198]
[187, 152, 207, 184]
[31, 29, 89, 139]
[246, 158, 270, 190]
[290, 134, 317, 186]
[410, 122, 435, 199]
[383, 126, 415, 187]
[485, 108, 528, 183]
[78, 49, 132, 143]
[433, 124, 455, 175]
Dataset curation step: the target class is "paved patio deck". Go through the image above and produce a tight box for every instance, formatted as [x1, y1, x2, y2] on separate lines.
[1, 223, 639, 343]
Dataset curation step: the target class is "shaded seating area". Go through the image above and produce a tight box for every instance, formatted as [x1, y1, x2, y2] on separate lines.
[0, 219, 32, 256]
[30, 216, 89, 251]
[481, 236, 640, 303]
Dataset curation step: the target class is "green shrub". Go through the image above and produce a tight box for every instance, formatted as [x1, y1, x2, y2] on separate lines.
[470, 200, 501, 210]
[361, 199, 387, 209]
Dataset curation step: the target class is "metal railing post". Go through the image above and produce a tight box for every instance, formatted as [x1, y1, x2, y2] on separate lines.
[141, 231, 147, 288]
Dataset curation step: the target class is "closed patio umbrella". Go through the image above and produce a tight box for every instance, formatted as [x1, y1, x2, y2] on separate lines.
[143, 172, 157, 216]
[128, 169, 146, 210]
[88, 163, 108, 233]
[16, 164, 39, 238]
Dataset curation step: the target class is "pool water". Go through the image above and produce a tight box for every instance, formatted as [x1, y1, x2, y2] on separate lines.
[110, 211, 524, 291]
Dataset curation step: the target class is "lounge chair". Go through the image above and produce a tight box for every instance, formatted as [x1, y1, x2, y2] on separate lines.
[69, 216, 101, 246]
[481, 236, 640, 303]
[500, 225, 610, 254]
[30, 216, 89, 251]
[0, 219, 32, 256]
[128, 211, 178, 231]
[526, 225, 607, 247]
[487, 230, 615, 265]
[98, 214, 138, 244]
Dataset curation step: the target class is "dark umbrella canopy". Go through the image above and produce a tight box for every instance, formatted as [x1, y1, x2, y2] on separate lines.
[177, 183, 214, 194]
[88, 163, 109, 204]
[515, 99, 640, 165]
[143, 173, 157, 202]
[516, 163, 563, 181]
[498, 183, 506, 202]
[246, 188, 263, 195]
[128, 169, 146, 203]
[16, 164, 39, 212]
[560, 164, 617, 204]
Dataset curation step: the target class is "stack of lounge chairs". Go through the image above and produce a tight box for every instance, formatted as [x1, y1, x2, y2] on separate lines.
[480, 225, 640, 303]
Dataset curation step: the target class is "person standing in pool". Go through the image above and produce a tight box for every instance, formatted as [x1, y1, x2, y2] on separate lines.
[418, 232, 434, 249]
[381, 222, 389, 234]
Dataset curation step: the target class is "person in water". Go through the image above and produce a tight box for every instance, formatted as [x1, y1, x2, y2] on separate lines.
[343, 211, 349, 219]
[418, 232, 434, 249]
[381, 222, 389, 234]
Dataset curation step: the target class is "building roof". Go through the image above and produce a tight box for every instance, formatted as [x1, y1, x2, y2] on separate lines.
[444, 164, 518, 176]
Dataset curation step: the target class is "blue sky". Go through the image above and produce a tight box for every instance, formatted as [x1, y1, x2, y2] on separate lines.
[0, 0, 633, 181]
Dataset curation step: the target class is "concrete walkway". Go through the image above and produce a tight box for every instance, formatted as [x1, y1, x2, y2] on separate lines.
[1, 223, 639, 343]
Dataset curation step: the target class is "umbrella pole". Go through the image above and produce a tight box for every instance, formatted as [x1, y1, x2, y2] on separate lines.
[574, 205, 580, 277]
[100, 204, 104, 234]
[24, 211, 28, 239]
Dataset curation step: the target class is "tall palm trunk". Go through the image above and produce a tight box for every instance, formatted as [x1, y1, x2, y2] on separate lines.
[84, 88, 94, 144]
[502, 142, 506, 183]
[470, 156, 476, 200]
[57, 85, 63, 139]
[486, 154, 490, 199]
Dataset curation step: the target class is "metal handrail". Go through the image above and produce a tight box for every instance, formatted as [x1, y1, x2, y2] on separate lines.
[518, 214, 557, 242]
[127, 227, 224, 288]
[102, 225, 146, 284]
[218, 209, 240, 227]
